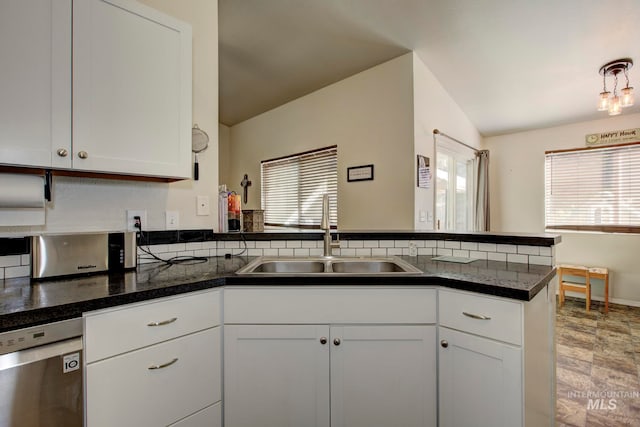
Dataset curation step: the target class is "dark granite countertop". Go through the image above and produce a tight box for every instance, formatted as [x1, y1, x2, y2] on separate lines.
[0, 255, 555, 333]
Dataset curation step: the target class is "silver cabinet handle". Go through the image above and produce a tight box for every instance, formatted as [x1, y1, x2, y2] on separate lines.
[77, 151, 88, 159]
[57, 148, 68, 157]
[148, 358, 178, 370]
[147, 317, 178, 327]
[333, 338, 341, 346]
[440, 340, 448, 348]
[320, 337, 327, 345]
[463, 312, 491, 320]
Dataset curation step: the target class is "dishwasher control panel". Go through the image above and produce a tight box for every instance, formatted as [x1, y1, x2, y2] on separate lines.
[0, 318, 82, 355]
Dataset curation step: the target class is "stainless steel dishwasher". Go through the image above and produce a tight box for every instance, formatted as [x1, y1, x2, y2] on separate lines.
[0, 318, 83, 427]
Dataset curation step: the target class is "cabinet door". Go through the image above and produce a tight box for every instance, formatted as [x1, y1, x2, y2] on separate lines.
[224, 325, 330, 427]
[73, 0, 191, 178]
[0, 0, 71, 168]
[439, 327, 522, 427]
[330, 325, 436, 427]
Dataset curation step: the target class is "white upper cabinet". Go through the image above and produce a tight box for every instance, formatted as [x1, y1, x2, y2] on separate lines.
[0, 0, 72, 169]
[0, 0, 192, 179]
[73, 0, 192, 178]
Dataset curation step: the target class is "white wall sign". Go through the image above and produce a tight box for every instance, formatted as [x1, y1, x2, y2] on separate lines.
[585, 128, 640, 146]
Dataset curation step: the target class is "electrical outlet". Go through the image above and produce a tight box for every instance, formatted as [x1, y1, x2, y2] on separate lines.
[409, 242, 418, 257]
[165, 211, 179, 230]
[196, 196, 210, 216]
[126, 210, 147, 231]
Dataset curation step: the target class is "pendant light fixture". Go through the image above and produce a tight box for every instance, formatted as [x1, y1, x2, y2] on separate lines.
[598, 58, 634, 116]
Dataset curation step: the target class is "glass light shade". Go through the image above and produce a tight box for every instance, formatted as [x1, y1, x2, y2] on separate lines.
[609, 95, 622, 115]
[621, 87, 634, 107]
[597, 91, 610, 111]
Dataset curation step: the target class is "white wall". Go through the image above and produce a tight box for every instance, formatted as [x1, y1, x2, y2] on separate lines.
[411, 53, 482, 230]
[219, 124, 231, 187]
[228, 53, 415, 230]
[484, 112, 640, 305]
[0, 0, 219, 236]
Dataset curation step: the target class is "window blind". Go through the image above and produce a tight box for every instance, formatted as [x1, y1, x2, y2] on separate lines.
[261, 146, 337, 227]
[545, 143, 640, 233]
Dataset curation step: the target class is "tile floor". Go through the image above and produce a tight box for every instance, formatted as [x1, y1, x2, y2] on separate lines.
[556, 297, 640, 426]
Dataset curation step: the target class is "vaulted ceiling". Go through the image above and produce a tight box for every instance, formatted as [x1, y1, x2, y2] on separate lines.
[219, 0, 640, 136]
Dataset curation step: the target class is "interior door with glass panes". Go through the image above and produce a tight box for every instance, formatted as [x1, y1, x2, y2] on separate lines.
[435, 144, 474, 231]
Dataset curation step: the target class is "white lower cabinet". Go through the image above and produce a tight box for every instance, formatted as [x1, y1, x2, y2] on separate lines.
[84, 289, 222, 427]
[223, 287, 438, 427]
[438, 285, 555, 427]
[438, 327, 521, 427]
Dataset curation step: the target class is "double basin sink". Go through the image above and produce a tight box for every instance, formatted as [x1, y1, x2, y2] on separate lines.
[235, 256, 423, 276]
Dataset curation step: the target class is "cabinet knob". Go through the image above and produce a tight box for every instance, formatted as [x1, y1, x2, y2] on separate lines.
[320, 337, 327, 345]
[333, 338, 341, 346]
[440, 340, 448, 348]
[78, 151, 89, 159]
[56, 148, 68, 157]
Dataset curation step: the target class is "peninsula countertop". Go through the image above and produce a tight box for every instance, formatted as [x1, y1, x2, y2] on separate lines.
[0, 255, 556, 333]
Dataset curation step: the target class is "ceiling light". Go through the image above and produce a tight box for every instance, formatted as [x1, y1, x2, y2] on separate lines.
[598, 58, 634, 115]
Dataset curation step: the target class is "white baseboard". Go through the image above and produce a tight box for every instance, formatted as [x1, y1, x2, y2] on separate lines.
[556, 290, 640, 308]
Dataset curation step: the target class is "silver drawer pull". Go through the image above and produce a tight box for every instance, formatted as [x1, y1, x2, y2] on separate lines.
[147, 317, 178, 327]
[148, 358, 178, 370]
[462, 311, 491, 320]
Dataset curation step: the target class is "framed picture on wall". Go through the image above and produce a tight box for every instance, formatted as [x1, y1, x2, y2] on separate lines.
[347, 164, 374, 182]
[417, 155, 430, 188]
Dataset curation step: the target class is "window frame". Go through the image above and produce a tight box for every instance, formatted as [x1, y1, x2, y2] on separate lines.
[544, 141, 640, 234]
[260, 145, 338, 229]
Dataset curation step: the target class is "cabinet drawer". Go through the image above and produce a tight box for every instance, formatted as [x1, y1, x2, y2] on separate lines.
[225, 287, 436, 324]
[438, 289, 522, 345]
[86, 327, 221, 427]
[169, 402, 221, 427]
[84, 289, 220, 362]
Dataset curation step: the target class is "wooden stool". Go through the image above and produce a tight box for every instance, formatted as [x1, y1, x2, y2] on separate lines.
[558, 264, 590, 311]
[557, 264, 610, 313]
[588, 267, 610, 313]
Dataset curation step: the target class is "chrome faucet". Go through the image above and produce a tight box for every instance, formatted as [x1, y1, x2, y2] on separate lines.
[321, 194, 339, 256]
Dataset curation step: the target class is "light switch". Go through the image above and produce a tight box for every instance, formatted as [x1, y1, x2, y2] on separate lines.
[196, 196, 210, 216]
[165, 211, 179, 229]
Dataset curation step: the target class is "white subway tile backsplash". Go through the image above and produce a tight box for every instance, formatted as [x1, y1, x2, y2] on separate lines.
[0, 269, 4, 279]
[356, 248, 372, 257]
[497, 244, 517, 254]
[185, 242, 203, 250]
[425, 240, 437, 248]
[256, 241, 271, 249]
[469, 251, 488, 260]
[278, 248, 294, 256]
[394, 240, 410, 248]
[488, 252, 507, 262]
[507, 253, 528, 264]
[167, 243, 187, 252]
[223, 241, 240, 249]
[401, 248, 412, 256]
[436, 248, 453, 256]
[263, 248, 279, 256]
[444, 241, 461, 250]
[270, 241, 286, 248]
[247, 249, 263, 256]
[301, 240, 317, 248]
[418, 247, 433, 256]
[0, 255, 22, 268]
[379, 240, 395, 248]
[243, 241, 256, 249]
[452, 249, 470, 258]
[348, 240, 364, 248]
[539, 246, 552, 256]
[371, 248, 387, 256]
[286, 240, 302, 248]
[517, 245, 539, 256]
[340, 248, 356, 256]
[194, 249, 210, 257]
[478, 243, 497, 252]
[363, 240, 379, 248]
[529, 256, 553, 266]
[437, 241, 445, 248]
[387, 248, 402, 256]
[461, 242, 478, 251]
[21, 254, 30, 265]
[202, 241, 217, 250]
[411, 240, 425, 248]
[339, 240, 349, 249]
[309, 248, 323, 256]
[294, 248, 310, 257]
[177, 250, 195, 258]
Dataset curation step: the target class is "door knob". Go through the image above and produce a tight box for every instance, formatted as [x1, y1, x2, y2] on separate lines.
[440, 340, 448, 348]
[333, 338, 341, 346]
[320, 337, 327, 345]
